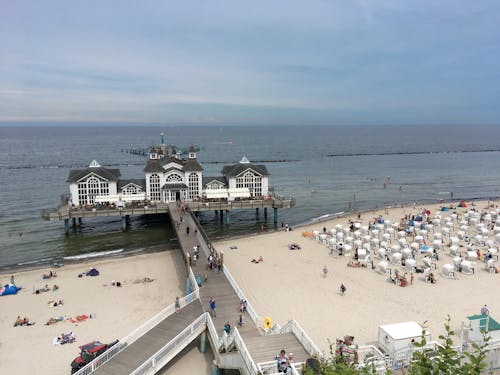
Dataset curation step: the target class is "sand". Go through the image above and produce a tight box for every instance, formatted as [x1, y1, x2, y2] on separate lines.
[217, 200, 499, 353]
[2, 200, 498, 374]
[0, 250, 186, 375]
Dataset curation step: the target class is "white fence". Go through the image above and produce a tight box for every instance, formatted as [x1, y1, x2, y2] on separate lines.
[223, 265, 263, 328]
[257, 360, 303, 375]
[73, 269, 200, 375]
[130, 313, 207, 375]
[232, 326, 260, 375]
[273, 320, 322, 358]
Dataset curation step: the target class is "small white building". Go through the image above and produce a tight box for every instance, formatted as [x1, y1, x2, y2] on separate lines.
[378, 321, 430, 355]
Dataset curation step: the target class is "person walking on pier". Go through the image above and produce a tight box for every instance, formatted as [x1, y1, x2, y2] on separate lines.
[209, 297, 216, 318]
[175, 296, 180, 313]
[186, 226, 190, 235]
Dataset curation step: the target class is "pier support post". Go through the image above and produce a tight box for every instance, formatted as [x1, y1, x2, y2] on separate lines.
[219, 210, 223, 221]
[64, 218, 69, 234]
[78, 217, 82, 226]
[125, 215, 130, 225]
[121, 216, 127, 231]
[274, 208, 278, 226]
[225, 210, 230, 225]
[264, 207, 268, 219]
[72, 217, 76, 227]
[200, 331, 207, 353]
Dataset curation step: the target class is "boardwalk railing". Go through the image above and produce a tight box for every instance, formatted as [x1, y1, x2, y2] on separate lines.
[275, 320, 322, 358]
[356, 345, 387, 374]
[257, 360, 303, 375]
[73, 288, 200, 375]
[130, 313, 207, 375]
[232, 326, 260, 375]
[223, 265, 263, 328]
[189, 210, 221, 262]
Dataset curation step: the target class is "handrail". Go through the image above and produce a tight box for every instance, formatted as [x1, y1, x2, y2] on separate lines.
[223, 265, 262, 328]
[232, 326, 260, 375]
[130, 313, 207, 375]
[73, 289, 199, 375]
[271, 320, 322, 358]
[188, 210, 220, 262]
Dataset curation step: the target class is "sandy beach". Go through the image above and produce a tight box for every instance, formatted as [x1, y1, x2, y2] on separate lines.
[2, 200, 498, 374]
[217, 200, 499, 353]
[0, 250, 186, 375]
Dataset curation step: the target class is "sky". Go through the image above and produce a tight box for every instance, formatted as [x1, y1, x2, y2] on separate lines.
[1, 1, 500, 126]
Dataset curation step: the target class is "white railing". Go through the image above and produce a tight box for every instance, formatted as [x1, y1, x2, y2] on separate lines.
[356, 345, 387, 374]
[257, 360, 303, 375]
[385, 340, 442, 370]
[232, 326, 260, 375]
[73, 276, 199, 375]
[130, 313, 207, 375]
[223, 265, 263, 327]
[276, 320, 322, 358]
[188, 267, 199, 297]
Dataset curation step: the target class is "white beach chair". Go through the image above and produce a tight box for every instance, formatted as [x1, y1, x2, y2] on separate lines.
[461, 260, 474, 275]
[442, 264, 455, 279]
[378, 261, 389, 275]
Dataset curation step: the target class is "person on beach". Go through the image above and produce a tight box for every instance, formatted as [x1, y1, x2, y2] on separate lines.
[481, 304, 489, 315]
[209, 297, 216, 318]
[340, 283, 346, 295]
[10, 275, 15, 285]
[175, 297, 180, 313]
[322, 265, 328, 278]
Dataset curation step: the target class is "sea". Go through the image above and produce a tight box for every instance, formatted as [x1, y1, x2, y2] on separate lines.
[1, 124, 500, 271]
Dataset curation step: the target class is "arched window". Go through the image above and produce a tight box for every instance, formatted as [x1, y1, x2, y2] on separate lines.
[188, 173, 199, 200]
[166, 174, 183, 182]
[149, 174, 161, 201]
[235, 171, 262, 197]
[77, 175, 109, 205]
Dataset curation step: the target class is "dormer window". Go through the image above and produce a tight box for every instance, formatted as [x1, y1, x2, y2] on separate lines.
[150, 153, 158, 160]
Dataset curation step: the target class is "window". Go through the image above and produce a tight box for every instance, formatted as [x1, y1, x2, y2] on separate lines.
[76, 174, 110, 205]
[149, 174, 161, 201]
[188, 173, 199, 200]
[166, 173, 183, 182]
[235, 171, 262, 197]
[123, 185, 140, 195]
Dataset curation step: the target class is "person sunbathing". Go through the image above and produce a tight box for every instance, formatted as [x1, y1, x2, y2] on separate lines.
[347, 261, 361, 268]
[15, 316, 35, 326]
[251, 256, 264, 263]
[14, 316, 23, 327]
[46, 317, 58, 325]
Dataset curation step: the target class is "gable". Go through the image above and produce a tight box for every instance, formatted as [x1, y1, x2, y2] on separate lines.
[76, 172, 110, 183]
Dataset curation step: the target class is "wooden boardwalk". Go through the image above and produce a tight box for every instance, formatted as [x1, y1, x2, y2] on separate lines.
[168, 204, 310, 368]
[90, 203, 309, 375]
[93, 300, 204, 375]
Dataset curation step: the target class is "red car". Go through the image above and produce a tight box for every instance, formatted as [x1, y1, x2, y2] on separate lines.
[70, 340, 119, 374]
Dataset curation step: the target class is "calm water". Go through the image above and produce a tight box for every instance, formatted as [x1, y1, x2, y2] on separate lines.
[1, 124, 500, 270]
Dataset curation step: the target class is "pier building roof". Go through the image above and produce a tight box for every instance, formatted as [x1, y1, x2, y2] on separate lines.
[118, 179, 146, 189]
[67, 167, 121, 183]
[183, 158, 203, 172]
[203, 176, 227, 187]
[221, 163, 269, 178]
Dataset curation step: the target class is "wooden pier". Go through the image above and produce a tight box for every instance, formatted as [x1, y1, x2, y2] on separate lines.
[41, 197, 295, 232]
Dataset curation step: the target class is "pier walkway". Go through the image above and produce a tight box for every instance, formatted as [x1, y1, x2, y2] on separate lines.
[92, 300, 204, 375]
[168, 203, 312, 371]
[74, 202, 317, 375]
